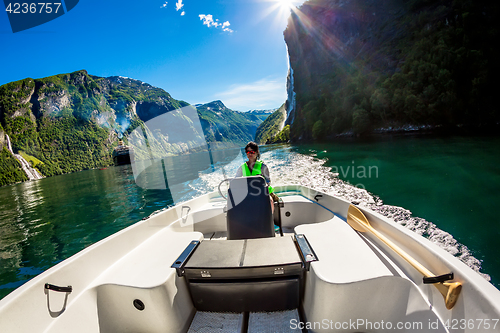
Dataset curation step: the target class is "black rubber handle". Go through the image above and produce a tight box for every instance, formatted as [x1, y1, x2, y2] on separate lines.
[423, 273, 454, 284]
[45, 283, 73, 293]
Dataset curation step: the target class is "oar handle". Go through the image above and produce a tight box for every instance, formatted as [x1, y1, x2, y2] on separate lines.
[347, 205, 462, 310]
[368, 225, 434, 277]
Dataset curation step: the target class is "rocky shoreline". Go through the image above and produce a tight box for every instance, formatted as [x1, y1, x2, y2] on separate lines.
[298, 122, 500, 143]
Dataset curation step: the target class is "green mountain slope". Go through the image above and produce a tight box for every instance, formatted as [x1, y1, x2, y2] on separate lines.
[0, 70, 186, 180]
[0, 71, 264, 186]
[255, 104, 288, 144]
[0, 147, 28, 186]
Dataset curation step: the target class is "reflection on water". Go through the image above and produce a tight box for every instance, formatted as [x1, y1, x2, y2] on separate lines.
[0, 165, 172, 299]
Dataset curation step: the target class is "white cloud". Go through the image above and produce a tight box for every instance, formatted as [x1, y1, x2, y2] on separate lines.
[175, 0, 184, 11]
[215, 78, 287, 111]
[199, 14, 233, 32]
[221, 21, 233, 32]
[199, 14, 217, 27]
[160, 1, 167, 8]
[181, 11, 185, 16]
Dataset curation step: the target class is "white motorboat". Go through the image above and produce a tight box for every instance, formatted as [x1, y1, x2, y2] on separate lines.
[1, 176, 499, 333]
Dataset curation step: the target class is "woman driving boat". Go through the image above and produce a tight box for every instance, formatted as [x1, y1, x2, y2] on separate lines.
[235, 142, 277, 213]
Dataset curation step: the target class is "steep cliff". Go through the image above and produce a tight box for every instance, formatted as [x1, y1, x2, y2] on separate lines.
[0, 123, 6, 150]
[284, 0, 499, 139]
[0, 70, 186, 180]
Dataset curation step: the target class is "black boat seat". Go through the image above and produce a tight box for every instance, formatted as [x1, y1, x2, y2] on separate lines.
[173, 235, 317, 313]
[183, 237, 302, 312]
[226, 176, 274, 240]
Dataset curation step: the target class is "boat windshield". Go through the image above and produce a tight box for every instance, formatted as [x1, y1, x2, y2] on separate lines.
[127, 105, 244, 204]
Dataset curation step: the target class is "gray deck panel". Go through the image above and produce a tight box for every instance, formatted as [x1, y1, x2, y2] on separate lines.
[188, 311, 244, 333]
[248, 309, 302, 332]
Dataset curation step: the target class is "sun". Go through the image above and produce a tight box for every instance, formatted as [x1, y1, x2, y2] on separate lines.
[260, 0, 300, 30]
[277, 0, 295, 10]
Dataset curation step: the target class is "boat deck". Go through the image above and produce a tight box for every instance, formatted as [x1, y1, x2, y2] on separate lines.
[187, 309, 301, 332]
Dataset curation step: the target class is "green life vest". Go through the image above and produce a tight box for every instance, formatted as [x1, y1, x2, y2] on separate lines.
[241, 161, 274, 193]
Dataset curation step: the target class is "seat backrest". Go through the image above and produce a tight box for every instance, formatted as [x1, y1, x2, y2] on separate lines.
[226, 176, 274, 240]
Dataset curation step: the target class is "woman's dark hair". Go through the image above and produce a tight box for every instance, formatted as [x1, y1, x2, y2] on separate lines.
[245, 141, 260, 159]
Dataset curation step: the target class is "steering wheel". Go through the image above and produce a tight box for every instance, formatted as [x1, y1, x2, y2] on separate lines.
[218, 178, 231, 199]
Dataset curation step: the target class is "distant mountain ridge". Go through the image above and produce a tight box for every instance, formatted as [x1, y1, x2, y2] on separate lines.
[0, 70, 266, 186]
[194, 100, 268, 144]
[247, 109, 277, 114]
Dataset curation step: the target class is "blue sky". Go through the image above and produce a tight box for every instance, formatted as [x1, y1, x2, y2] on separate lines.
[1, 0, 304, 111]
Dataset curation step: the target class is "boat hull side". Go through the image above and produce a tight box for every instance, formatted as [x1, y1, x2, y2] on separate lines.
[291, 186, 500, 329]
[0, 193, 213, 332]
[302, 274, 446, 333]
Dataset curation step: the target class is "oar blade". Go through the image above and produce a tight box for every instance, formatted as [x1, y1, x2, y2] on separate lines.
[444, 282, 462, 310]
[347, 204, 371, 233]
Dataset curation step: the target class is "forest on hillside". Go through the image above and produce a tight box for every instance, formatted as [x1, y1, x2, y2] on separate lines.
[255, 104, 290, 144]
[284, 0, 499, 140]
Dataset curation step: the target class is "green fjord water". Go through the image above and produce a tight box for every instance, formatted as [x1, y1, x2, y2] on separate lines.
[292, 135, 500, 286]
[1, 135, 499, 300]
[0, 165, 172, 300]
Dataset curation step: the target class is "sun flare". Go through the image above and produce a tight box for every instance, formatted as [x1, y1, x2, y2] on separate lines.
[277, 0, 294, 10]
[260, 0, 300, 31]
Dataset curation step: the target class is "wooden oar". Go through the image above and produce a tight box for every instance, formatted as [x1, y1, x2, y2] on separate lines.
[347, 204, 462, 310]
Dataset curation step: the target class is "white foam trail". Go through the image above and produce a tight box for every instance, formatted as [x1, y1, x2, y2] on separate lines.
[265, 148, 489, 280]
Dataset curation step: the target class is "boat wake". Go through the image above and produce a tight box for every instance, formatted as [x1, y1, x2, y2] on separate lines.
[183, 146, 490, 282]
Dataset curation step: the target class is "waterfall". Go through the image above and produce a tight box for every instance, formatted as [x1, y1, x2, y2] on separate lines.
[5, 134, 43, 181]
[5, 133, 14, 155]
[6, 133, 13, 153]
